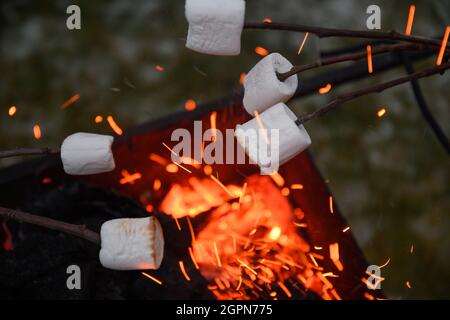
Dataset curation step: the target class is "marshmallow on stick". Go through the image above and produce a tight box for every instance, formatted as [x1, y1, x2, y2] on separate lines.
[243, 53, 298, 115]
[185, 0, 245, 56]
[99, 217, 164, 271]
[236, 103, 311, 174]
[61, 132, 115, 175]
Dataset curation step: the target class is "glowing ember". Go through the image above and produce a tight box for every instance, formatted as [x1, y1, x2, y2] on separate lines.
[239, 73, 246, 85]
[203, 165, 213, 176]
[405, 5, 416, 36]
[42, 177, 52, 184]
[185, 99, 197, 111]
[270, 172, 285, 187]
[166, 163, 179, 173]
[107, 116, 123, 135]
[189, 247, 200, 270]
[33, 124, 42, 140]
[406, 280, 412, 289]
[2, 222, 13, 251]
[255, 46, 269, 57]
[410, 244, 414, 253]
[291, 184, 304, 190]
[149, 153, 168, 166]
[329, 243, 344, 272]
[367, 45, 373, 74]
[268, 226, 282, 241]
[379, 258, 391, 268]
[179, 260, 191, 281]
[119, 170, 142, 185]
[329, 196, 334, 214]
[281, 187, 290, 197]
[142, 272, 162, 285]
[319, 83, 332, 94]
[95, 115, 103, 123]
[377, 108, 387, 117]
[436, 26, 450, 66]
[8, 106, 17, 116]
[154, 65, 165, 72]
[153, 179, 161, 191]
[297, 32, 309, 55]
[342, 226, 350, 233]
[61, 94, 80, 109]
[210, 111, 217, 141]
[254, 111, 270, 144]
[364, 292, 375, 300]
[263, 18, 272, 23]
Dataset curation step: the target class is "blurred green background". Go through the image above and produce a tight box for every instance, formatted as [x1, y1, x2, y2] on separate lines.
[0, 0, 449, 299]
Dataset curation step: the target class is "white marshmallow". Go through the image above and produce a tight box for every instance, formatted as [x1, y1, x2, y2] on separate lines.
[235, 103, 311, 174]
[185, 0, 245, 56]
[99, 217, 164, 271]
[61, 132, 115, 175]
[243, 53, 298, 115]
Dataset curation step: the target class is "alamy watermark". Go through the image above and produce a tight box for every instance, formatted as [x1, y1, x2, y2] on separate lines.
[66, 264, 81, 290]
[170, 121, 280, 175]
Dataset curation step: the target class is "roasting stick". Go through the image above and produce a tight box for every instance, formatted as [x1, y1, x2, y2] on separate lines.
[294, 61, 450, 125]
[276, 42, 425, 81]
[0, 133, 116, 176]
[0, 147, 60, 159]
[0, 206, 100, 244]
[243, 21, 450, 50]
[0, 206, 165, 271]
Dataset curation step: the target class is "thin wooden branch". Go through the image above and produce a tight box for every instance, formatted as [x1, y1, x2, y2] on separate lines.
[244, 21, 449, 49]
[0, 206, 101, 245]
[0, 147, 60, 159]
[402, 55, 450, 155]
[278, 43, 423, 81]
[296, 61, 450, 125]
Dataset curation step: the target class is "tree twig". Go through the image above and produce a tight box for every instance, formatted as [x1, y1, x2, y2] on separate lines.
[402, 55, 450, 155]
[244, 21, 449, 50]
[0, 147, 60, 159]
[0, 206, 101, 245]
[296, 61, 450, 125]
[278, 42, 423, 81]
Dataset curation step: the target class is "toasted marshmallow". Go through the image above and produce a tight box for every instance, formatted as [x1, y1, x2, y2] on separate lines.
[243, 53, 298, 115]
[236, 103, 311, 174]
[99, 217, 164, 271]
[185, 0, 246, 56]
[60, 132, 115, 175]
